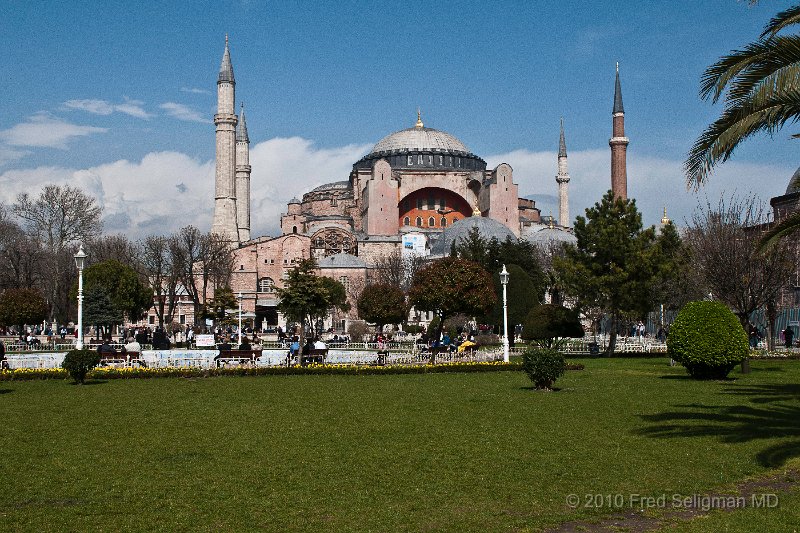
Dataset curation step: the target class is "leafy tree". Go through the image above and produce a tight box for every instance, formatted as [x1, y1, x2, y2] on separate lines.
[555, 191, 681, 355]
[686, 5, 800, 241]
[408, 257, 496, 344]
[522, 304, 584, 349]
[357, 283, 407, 333]
[277, 259, 349, 361]
[205, 285, 239, 326]
[81, 260, 152, 324]
[0, 288, 49, 331]
[483, 263, 538, 331]
[83, 286, 123, 335]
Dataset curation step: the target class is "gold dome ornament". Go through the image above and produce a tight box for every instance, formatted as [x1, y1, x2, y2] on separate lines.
[661, 206, 671, 225]
[415, 108, 424, 129]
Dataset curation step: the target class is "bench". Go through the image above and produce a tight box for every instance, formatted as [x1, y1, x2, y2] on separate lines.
[216, 349, 262, 367]
[301, 348, 328, 365]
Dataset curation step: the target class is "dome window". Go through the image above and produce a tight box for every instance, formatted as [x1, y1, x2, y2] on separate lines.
[428, 216, 435, 227]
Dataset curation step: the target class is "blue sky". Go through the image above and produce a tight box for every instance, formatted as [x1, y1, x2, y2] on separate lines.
[0, 0, 796, 236]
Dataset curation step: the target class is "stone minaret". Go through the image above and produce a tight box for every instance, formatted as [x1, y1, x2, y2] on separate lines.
[235, 102, 251, 241]
[556, 118, 570, 227]
[609, 63, 629, 200]
[211, 35, 240, 242]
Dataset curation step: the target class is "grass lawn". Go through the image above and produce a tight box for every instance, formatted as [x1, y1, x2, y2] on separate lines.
[1, 358, 799, 532]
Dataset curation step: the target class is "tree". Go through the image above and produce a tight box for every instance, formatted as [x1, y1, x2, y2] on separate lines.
[171, 226, 233, 319]
[140, 235, 180, 328]
[12, 185, 103, 323]
[686, 5, 800, 188]
[81, 260, 152, 325]
[555, 191, 681, 355]
[83, 286, 123, 336]
[357, 283, 407, 333]
[483, 263, 538, 331]
[0, 288, 49, 331]
[277, 259, 349, 361]
[370, 251, 427, 292]
[686, 5, 800, 247]
[205, 285, 239, 327]
[522, 304, 584, 349]
[407, 257, 497, 344]
[683, 196, 795, 349]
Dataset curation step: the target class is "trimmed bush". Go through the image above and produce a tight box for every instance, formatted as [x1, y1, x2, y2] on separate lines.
[522, 304, 584, 348]
[667, 301, 749, 379]
[61, 349, 101, 384]
[521, 348, 566, 390]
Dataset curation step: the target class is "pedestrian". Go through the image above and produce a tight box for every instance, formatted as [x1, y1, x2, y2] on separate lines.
[785, 327, 795, 349]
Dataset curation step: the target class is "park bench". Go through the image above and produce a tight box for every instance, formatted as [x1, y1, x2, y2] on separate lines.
[215, 349, 262, 367]
[301, 348, 328, 365]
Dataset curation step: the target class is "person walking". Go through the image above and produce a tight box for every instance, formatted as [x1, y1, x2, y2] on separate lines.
[785, 327, 795, 349]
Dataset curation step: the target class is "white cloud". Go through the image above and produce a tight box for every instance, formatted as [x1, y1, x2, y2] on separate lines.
[0, 146, 29, 167]
[160, 102, 209, 123]
[0, 113, 107, 149]
[63, 98, 152, 119]
[485, 149, 793, 228]
[180, 87, 210, 94]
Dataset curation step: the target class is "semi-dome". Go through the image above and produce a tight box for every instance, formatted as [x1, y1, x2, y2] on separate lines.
[523, 226, 577, 248]
[786, 167, 800, 195]
[431, 216, 517, 255]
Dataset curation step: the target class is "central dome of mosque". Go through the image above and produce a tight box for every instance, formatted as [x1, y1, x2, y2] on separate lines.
[353, 114, 486, 172]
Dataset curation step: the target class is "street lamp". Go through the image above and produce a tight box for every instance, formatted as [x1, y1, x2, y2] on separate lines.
[500, 264, 510, 363]
[238, 292, 243, 344]
[74, 245, 86, 349]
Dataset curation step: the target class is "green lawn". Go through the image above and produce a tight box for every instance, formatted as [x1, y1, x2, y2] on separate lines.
[1, 358, 799, 532]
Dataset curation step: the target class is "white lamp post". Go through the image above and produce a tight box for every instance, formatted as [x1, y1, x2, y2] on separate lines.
[238, 292, 243, 344]
[500, 264, 510, 363]
[74, 245, 86, 349]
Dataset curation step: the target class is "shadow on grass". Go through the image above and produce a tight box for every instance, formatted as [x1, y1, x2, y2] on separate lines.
[0, 388, 13, 394]
[518, 386, 564, 392]
[71, 380, 108, 386]
[637, 384, 800, 467]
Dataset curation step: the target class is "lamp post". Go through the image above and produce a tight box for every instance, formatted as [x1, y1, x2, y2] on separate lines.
[500, 264, 510, 363]
[74, 245, 86, 349]
[238, 292, 243, 343]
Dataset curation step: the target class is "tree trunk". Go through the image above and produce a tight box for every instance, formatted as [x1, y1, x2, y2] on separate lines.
[736, 314, 752, 373]
[605, 313, 618, 356]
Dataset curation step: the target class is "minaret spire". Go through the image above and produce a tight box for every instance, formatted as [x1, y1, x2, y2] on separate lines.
[556, 118, 571, 227]
[416, 107, 424, 129]
[609, 62, 629, 200]
[235, 102, 252, 241]
[211, 35, 240, 242]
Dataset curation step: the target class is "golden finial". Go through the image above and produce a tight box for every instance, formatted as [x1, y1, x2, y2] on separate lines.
[661, 206, 671, 225]
[549, 212, 555, 229]
[472, 202, 481, 217]
[415, 108, 424, 129]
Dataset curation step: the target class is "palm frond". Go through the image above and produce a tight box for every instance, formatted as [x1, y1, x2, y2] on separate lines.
[725, 36, 800, 104]
[758, 211, 800, 250]
[761, 4, 800, 39]
[700, 41, 773, 102]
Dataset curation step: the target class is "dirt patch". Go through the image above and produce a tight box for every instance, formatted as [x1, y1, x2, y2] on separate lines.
[546, 467, 800, 532]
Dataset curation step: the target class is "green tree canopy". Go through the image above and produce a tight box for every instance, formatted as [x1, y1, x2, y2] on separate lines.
[80, 259, 152, 323]
[0, 288, 49, 330]
[83, 285, 123, 334]
[522, 304, 584, 349]
[482, 263, 538, 329]
[204, 286, 239, 326]
[555, 191, 681, 355]
[357, 283, 407, 332]
[408, 257, 496, 341]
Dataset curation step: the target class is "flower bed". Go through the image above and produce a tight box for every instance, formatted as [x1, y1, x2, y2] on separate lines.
[1, 361, 529, 381]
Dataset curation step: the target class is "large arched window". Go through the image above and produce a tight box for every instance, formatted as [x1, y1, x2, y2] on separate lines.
[403, 216, 410, 226]
[441, 217, 447, 227]
[415, 216, 422, 227]
[310, 228, 358, 258]
[428, 216, 435, 227]
[258, 277, 275, 293]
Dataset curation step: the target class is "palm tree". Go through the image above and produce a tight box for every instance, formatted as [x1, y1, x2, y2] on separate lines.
[686, 5, 800, 247]
[686, 5, 800, 185]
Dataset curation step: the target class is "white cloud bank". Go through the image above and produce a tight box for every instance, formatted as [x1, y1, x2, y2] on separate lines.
[62, 98, 152, 119]
[159, 102, 209, 123]
[0, 136, 792, 241]
[0, 113, 107, 149]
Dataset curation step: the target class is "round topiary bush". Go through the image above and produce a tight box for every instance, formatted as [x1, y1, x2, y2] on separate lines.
[61, 349, 101, 384]
[667, 301, 748, 379]
[521, 348, 566, 390]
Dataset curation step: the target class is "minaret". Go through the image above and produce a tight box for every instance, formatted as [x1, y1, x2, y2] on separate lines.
[211, 34, 240, 242]
[609, 62, 629, 200]
[235, 102, 251, 241]
[556, 118, 570, 227]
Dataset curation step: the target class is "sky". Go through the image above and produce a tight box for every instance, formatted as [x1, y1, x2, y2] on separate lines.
[0, 0, 797, 238]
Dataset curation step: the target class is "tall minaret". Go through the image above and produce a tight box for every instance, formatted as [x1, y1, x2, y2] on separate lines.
[211, 35, 240, 242]
[609, 62, 629, 200]
[235, 102, 251, 242]
[556, 118, 570, 227]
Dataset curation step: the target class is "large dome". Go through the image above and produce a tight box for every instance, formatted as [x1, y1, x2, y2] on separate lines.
[369, 127, 471, 156]
[431, 216, 517, 255]
[786, 167, 800, 195]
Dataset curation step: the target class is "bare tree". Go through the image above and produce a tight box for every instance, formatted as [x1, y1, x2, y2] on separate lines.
[171, 227, 233, 319]
[0, 205, 45, 291]
[685, 196, 795, 349]
[370, 251, 427, 292]
[140, 235, 180, 328]
[86, 234, 137, 268]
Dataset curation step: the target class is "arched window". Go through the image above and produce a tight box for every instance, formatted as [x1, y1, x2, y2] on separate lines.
[292, 226, 298, 234]
[403, 216, 410, 226]
[441, 217, 447, 227]
[258, 277, 275, 293]
[415, 217, 422, 227]
[428, 217, 435, 227]
[310, 228, 358, 257]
